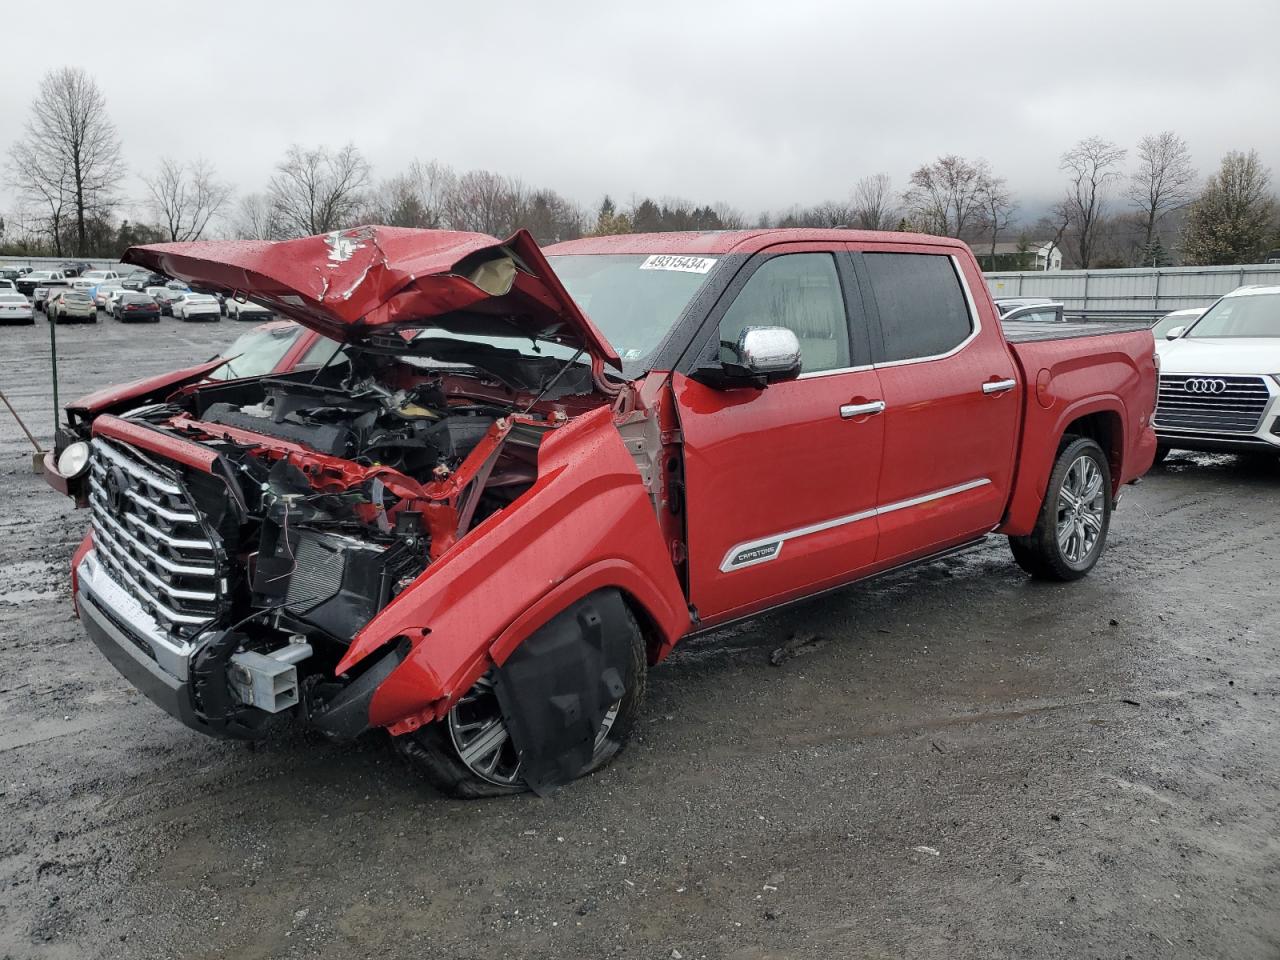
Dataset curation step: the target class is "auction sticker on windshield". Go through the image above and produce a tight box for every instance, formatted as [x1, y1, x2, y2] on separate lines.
[639, 255, 717, 274]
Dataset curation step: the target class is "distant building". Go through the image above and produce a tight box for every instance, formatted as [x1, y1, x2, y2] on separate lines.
[971, 240, 1062, 272]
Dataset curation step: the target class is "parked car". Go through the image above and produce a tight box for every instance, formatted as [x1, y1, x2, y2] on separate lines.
[103, 289, 129, 317]
[122, 272, 165, 292]
[225, 297, 275, 322]
[148, 287, 185, 315]
[58, 261, 94, 277]
[0, 268, 24, 282]
[171, 292, 221, 321]
[47, 289, 98, 323]
[993, 297, 1055, 316]
[999, 301, 1065, 323]
[33, 277, 71, 311]
[1152, 285, 1280, 462]
[79, 269, 120, 285]
[0, 291, 34, 325]
[44, 226, 1157, 797]
[16, 270, 65, 297]
[113, 291, 162, 323]
[92, 282, 126, 309]
[0, 279, 15, 292]
[1152, 307, 1205, 341]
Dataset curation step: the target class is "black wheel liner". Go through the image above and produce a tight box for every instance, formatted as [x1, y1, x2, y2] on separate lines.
[492, 590, 632, 796]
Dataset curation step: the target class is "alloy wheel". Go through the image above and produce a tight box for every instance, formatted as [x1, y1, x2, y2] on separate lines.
[1055, 454, 1106, 566]
[446, 674, 621, 787]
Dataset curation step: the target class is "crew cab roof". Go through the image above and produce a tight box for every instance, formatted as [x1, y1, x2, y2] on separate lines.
[545, 228, 970, 256]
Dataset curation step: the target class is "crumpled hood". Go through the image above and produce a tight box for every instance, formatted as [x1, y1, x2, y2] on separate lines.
[1157, 336, 1280, 376]
[124, 226, 621, 369]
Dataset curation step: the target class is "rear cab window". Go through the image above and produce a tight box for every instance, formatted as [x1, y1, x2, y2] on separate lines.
[861, 253, 974, 362]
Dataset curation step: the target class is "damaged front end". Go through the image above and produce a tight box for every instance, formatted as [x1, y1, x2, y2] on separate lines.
[76, 355, 569, 739]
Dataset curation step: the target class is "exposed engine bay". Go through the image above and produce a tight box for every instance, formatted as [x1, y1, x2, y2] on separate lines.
[97, 346, 601, 737]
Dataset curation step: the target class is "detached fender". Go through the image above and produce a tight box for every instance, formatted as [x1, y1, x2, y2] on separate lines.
[335, 406, 690, 734]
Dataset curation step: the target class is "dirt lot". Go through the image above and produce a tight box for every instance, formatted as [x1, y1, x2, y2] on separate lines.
[1, 315, 1277, 960]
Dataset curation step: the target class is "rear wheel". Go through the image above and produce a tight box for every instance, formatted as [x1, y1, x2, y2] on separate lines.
[1153, 444, 1171, 466]
[1009, 436, 1112, 581]
[395, 591, 647, 798]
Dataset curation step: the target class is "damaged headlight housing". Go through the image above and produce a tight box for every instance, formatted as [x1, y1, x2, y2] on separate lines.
[56, 440, 91, 479]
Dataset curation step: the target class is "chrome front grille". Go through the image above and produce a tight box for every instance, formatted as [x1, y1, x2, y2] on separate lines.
[1154, 374, 1271, 434]
[88, 437, 224, 636]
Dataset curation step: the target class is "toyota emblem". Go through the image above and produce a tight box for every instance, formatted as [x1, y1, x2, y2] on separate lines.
[1184, 378, 1227, 394]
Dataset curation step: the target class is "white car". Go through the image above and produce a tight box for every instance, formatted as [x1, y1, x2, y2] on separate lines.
[79, 269, 120, 284]
[0, 291, 34, 325]
[172, 292, 221, 321]
[0, 279, 15, 292]
[1152, 307, 1206, 341]
[104, 289, 129, 317]
[1153, 285, 1280, 461]
[92, 282, 125, 309]
[225, 297, 275, 321]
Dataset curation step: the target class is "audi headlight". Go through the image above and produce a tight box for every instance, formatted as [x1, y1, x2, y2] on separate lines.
[56, 441, 91, 479]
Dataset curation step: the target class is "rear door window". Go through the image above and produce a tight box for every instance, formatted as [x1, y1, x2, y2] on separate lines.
[863, 253, 973, 362]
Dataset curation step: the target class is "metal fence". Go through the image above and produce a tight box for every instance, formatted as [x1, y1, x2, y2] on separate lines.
[984, 263, 1280, 319]
[0, 255, 127, 271]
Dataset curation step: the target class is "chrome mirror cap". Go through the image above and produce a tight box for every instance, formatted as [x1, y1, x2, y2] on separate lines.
[738, 326, 801, 377]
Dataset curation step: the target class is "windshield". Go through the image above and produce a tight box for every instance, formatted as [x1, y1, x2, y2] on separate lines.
[209, 325, 303, 381]
[546, 254, 716, 367]
[1187, 293, 1279, 339]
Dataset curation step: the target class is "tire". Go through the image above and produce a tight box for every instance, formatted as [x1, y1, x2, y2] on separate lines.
[394, 590, 648, 798]
[1152, 444, 1171, 466]
[1009, 436, 1112, 582]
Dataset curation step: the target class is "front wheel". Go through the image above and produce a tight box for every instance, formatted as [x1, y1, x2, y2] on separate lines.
[1009, 436, 1112, 581]
[394, 589, 647, 798]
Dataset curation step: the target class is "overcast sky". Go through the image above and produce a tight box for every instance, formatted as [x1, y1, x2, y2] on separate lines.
[3, 0, 1279, 228]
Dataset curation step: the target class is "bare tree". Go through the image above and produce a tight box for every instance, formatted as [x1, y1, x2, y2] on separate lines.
[6, 67, 124, 255]
[442, 169, 527, 235]
[7, 140, 71, 254]
[1127, 131, 1197, 262]
[143, 157, 233, 242]
[1182, 150, 1276, 265]
[852, 173, 897, 230]
[1060, 136, 1127, 268]
[267, 143, 371, 237]
[979, 175, 1018, 259]
[231, 192, 278, 240]
[902, 156, 993, 238]
[367, 159, 455, 229]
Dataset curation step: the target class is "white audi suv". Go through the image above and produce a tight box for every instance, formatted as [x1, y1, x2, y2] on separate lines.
[1153, 285, 1280, 461]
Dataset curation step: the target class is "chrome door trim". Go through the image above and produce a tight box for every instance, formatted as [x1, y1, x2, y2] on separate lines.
[982, 378, 1017, 394]
[718, 477, 992, 572]
[840, 400, 886, 418]
[869, 254, 983, 369]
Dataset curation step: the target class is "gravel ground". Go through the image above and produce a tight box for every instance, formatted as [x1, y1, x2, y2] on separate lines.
[1, 315, 1277, 960]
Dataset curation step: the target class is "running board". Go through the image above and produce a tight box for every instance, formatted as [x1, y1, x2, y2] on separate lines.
[684, 536, 991, 641]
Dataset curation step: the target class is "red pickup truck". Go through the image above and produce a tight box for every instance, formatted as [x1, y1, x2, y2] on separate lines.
[48, 226, 1158, 796]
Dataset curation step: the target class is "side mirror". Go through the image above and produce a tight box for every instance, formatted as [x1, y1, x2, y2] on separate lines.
[1165, 325, 1186, 341]
[692, 326, 802, 389]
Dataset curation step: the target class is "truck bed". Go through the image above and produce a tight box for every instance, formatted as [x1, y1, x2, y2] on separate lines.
[1000, 319, 1153, 343]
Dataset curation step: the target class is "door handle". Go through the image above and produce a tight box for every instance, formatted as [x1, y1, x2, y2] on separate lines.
[982, 378, 1017, 395]
[840, 400, 886, 419]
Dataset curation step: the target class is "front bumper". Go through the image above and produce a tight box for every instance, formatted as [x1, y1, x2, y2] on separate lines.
[76, 552, 205, 728]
